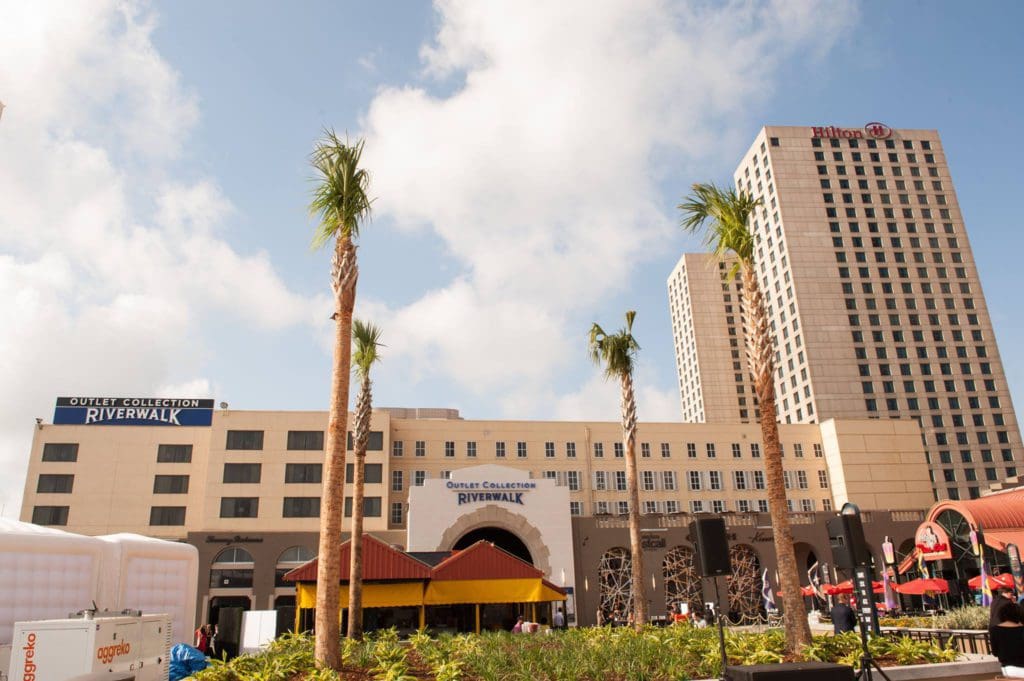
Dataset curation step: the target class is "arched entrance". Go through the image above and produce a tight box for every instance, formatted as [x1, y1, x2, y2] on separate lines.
[437, 505, 552, 577]
[453, 527, 533, 564]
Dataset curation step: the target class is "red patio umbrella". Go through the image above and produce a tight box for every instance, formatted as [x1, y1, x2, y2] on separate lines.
[967, 573, 1014, 590]
[893, 578, 950, 595]
[776, 585, 818, 597]
[825, 580, 885, 595]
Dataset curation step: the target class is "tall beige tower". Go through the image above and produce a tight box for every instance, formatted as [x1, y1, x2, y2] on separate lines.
[672, 123, 1023, 502]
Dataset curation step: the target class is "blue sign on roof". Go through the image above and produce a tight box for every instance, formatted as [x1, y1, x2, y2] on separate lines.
[54, 397, 214, 427]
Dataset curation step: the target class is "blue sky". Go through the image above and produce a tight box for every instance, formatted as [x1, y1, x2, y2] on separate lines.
[1, 0, 1022, 516]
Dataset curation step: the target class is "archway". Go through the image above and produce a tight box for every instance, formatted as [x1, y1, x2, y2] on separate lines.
[725, 544, 762, 620]
[438, 505, 552, 576]
[453, 527, 533, 564]
[663, 546, 701, 618]
[598, 547, 632, 622]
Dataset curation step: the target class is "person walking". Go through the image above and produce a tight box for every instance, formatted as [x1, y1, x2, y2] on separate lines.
[830, 594, 857, 634]
[553, 607, 565, 630]
[991, 602, 1024, 678]
[993, 587, 1015, 627]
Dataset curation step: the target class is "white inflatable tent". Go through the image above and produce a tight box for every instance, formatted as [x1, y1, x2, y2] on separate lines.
[0, 520, 197, 647]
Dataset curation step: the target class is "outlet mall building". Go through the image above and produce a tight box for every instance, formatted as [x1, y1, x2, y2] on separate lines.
[20, 397, 941, 632]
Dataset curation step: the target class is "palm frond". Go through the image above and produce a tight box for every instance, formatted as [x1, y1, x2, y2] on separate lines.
[309, 128, 374, 250]
[678, 182, 761, 274]
[587, 311, 640, 380]
[351, 319, 384, 378]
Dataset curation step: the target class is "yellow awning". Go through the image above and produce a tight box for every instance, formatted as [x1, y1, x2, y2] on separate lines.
[424, 578, 566, 605]
[296, 582, 426, 610]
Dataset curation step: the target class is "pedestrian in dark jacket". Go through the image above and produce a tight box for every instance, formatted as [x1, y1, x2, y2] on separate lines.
[830, 595, 857, 634]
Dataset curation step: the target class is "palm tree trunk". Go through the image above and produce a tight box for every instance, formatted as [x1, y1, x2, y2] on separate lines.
[741, 264, 811, 652]
[315, 236, 358, 669]
[621, 372, 647, 629]
[347, 373, 372, 639]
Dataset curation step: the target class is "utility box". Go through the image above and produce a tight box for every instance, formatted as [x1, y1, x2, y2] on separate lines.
[7, 613, 170, 681]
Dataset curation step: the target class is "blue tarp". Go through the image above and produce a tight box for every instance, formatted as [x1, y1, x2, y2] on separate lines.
[169, 643, 208, 681]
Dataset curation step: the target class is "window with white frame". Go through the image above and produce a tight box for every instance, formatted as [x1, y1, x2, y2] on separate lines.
[392, 441, 404, 457]
[567, 470, 580, 491]
[783, 471, 794, 489]
[517, 442, 527, 458]
[596, 501, 610, 514]
[570, 501, 583, 516]
[751, 443, 761, 458]
[415, 440, 425, 457]
[733, 470, 747, 490]
[787, 499, 796, 512]
[688, 471, 702, 490]
[711, 500, 725, 514]
[737, 499, 751, 512]
[545, 442, 555, 458]
[445, 441, 455, 457]
[614, 471, 627, 491]
[391, 470, 403, 492]
[818, 470, 829, 488]
[709, 470, 722, 490]
[467, 441, 477, 457]
[666, 500, 680, 514]
[594, 471, 608, 491]
[797, 471, 809, 489]
[687, 443, 697, 458]
[496, 441, 506, 458]
[813, 443, 824, 458]
[566, 442, 577, 458]
[823, 499, 833, 511]
[732, 443, 742, 458]
[442, 470, 452, 480]
[614, 442, 624, 458]
[690, 500, 705, 513]
[661, 442, 671, 458]
[706, 443, 716, 458]
[757, 499, 769, 512]
[794, 443, 804, 458]
[643, 500, 658, 514]
[753, 470, 765, 489]
[662, 470, 677, 490]
[801, 499, 815, 512]
[617, 500, 629, 515]
[390, 502, 403, 525]
[414, 470, 426, 486]
[543, 470, 557, 481]
[641, 442, 651, 458]
[593, 443, 604, 458]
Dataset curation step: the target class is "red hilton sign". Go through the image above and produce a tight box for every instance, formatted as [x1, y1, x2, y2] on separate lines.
[811, 122, 893, 139]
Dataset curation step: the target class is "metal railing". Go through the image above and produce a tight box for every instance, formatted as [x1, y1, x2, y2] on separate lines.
[882, 627, 991, 655]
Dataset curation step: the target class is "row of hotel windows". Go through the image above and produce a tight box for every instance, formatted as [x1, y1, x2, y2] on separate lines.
[31, 495, 829, 529]
[811, 137, 931, 151]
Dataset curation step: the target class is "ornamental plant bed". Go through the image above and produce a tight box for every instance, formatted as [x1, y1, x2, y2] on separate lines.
[189, 626, 958, 681]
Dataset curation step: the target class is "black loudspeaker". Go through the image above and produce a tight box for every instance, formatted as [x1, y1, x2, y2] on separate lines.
[726, 662, 854, 680]
[690, 517, 732, 577]
[826, 513, 872, 569]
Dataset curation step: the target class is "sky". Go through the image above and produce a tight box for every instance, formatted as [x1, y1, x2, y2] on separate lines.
[1, 0, 1023, 518]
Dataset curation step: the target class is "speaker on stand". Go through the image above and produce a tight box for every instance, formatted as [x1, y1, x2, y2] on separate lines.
[690, 517, 732, 681]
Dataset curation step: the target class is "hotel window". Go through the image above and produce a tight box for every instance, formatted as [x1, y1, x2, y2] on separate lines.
[801, 499, 815, 512]
[613, 442, 624, 458]
[596, 501, 610, 515]
[37, 474, 74, 494]
[757, 500, 769, 512]
[467, 441, 477, 457]
[567, 470, 580, 491]
[642, 470, 655, 491]
[794, 444, 804, 458]
[392, 440, 403, 457]
[441, 470, 452, 480]
[818, 470, 829, 488]
[690, 500, 705, 513]
[617, 501, 629, 516]
[660, 443, 671, 458]
[285, 463, 322, 484]
[750, 443, 761, 458]
[570, 501, 583, 517]
[223, 463, 261, 484]
[706, 443, 716, 458]
[391, 470, 403, 492]
[823, 499, 833, 511]
[226, 430, 263, 450]
[495, 441, 506, 458]
[737, 499, 751, 513]
[517, 442, 528, 458]
[732, 443, 742, 458]
[390, 502, 404, 525]
[414, 470, 426, 486]
[593, 471, 608, 491]
[283, 497, 320, 518]
[545, 442, 555, 458]
[711, 500, 725, 514]
[444, 441, 455, 457]
[287, 431, 324, 450]
[687, 443, 697, 458]
[662, 471, 677, 491]
[344, 497, 382, 518]
[614, 471, 627, 491]
[709, 471, 722, 490]
[753, 471, 765, 489]
[643, 501, 658, 515]
[640, 442, 651, 458]
[783, 471, 794, 489]
[688, 471, 702, 491]
[220, 497, 259, 518]
[593, 443, 604, 458]
[733, 471, 747, 490]
[152, 475, 189, 494]
[665, 500, 680, 514]
[156, 444, 191, 463]
[566, 442, 577, 458]
[42, 443, 79, 462]
[415, 441, 426, 457]
[797, 471, 809, 489]
[346, 431, 384, 451]
[31, 506, 69, 525]
[149, 507, 185, 526]
[813, 443, 824, 458]
[543, 471, 557, 482]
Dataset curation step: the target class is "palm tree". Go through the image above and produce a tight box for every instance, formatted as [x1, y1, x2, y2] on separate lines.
[346, 319, 383, 640]
[588, 311, 647, 629]
[679, 182, 811, 652]
[309, 130, 372, 668]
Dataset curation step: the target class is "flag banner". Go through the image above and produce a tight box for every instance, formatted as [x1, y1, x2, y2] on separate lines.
[981, 555, 993, 607]
[762, 569, 777, 612]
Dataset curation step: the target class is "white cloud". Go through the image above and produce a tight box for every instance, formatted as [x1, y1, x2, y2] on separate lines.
[359, 0, 857, 419]
[0, 1, 322, 517]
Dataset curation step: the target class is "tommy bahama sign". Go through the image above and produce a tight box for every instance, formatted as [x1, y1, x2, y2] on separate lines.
[811, 122, 893, 140]
[53, 397, 214, 427]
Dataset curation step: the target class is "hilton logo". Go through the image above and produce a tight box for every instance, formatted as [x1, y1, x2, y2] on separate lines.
[812, 122, 893, 140]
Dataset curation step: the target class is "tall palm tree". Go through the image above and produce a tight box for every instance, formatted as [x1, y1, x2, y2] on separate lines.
[309, 130, 372, 669]
[588, 311, 647, 629]
[346, 319, 383, 640]
[679, 182, 812, 652]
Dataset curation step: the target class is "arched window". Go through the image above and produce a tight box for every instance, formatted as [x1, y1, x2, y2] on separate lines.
[275, 546, 316, 587]
[210, 547, 254, 589]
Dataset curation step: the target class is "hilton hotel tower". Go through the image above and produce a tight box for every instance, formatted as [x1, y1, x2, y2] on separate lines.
[668, 123, 1023, 502]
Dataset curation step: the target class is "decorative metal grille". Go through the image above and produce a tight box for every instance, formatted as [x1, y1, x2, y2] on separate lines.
[598, 547, 633, 620]
[663, 546, 702, 617]
[726, 544, 762, 618]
